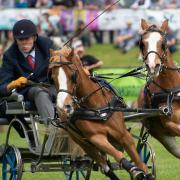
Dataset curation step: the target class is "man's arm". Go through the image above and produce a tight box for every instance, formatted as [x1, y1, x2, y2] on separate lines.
[0, 54, 15, 96]
[85, 60, 103, 70]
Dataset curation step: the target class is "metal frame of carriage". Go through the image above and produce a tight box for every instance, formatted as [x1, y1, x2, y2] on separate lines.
[0, 77, 165, 180]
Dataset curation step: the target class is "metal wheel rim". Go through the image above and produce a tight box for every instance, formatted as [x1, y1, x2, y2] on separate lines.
[2, 145, 23, 180]
[138, 141, 156, 178]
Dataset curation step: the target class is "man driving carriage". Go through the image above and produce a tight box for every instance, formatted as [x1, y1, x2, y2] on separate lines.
[0, 19, 56, 126]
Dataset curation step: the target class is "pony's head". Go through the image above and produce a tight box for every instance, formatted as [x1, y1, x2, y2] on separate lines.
[140, 19, 168, 77]
[49, 47, 81, 119]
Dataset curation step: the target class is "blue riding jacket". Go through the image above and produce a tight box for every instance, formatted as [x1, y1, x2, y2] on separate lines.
[0, 36, 54, 98]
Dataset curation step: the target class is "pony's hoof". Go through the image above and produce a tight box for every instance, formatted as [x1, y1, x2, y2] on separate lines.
[146, 173, 156, 180]
[129, 167, 145, 180]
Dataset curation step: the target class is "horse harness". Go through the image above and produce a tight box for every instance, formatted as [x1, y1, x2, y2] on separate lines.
[144, 78, 180, 116]
[50, 55, 126, 124]
[70, 77, 126, 123]
[140, 25, 180, 115]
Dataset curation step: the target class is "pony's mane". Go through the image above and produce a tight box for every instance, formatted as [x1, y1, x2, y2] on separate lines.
[49, 46, 73, 63]
[60, 46, 72, 58]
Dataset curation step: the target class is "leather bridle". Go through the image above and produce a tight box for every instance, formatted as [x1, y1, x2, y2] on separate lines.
[139, 25, 168, 63]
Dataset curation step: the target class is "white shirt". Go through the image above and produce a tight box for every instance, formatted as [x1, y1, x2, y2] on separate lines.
[22, 49, 35, 63]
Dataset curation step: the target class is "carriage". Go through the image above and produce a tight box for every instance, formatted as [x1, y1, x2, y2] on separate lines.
[1, 18, 179, 180]
[0, 73, 159, 180]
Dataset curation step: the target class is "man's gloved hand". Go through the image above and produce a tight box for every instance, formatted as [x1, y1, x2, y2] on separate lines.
[7, 77, 28, 91]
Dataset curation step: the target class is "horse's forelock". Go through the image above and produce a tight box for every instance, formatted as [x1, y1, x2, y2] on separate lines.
[60, 46, 73, 58]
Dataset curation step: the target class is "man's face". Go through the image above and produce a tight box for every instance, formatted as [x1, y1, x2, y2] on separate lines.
[74, 45, 85, 58]
[16, 36, 36, 53]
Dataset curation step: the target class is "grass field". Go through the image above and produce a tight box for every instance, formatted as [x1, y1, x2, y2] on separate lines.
[1, 43, 180, 179]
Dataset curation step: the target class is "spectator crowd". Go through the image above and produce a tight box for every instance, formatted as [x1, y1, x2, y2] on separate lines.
[0, 0, 180, 9]
[0, 0, 179, 61]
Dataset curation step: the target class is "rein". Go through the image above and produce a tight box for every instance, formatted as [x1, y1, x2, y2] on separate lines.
[162, 64, 180, 72]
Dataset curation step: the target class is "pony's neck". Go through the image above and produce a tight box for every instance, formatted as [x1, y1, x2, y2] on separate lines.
[154, 51, 180, 89]
[77, 69, 111, 108]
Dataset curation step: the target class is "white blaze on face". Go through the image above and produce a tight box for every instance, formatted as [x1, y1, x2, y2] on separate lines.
[145, 32, 161, 69]
[57, 68, 68, 109]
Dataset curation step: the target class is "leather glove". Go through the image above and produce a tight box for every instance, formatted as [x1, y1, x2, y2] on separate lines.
[7, 77, 28, 91]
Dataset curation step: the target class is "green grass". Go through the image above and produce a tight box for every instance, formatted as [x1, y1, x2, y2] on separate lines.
[1, 44, 180, 179]
[86, 44, 180, 66]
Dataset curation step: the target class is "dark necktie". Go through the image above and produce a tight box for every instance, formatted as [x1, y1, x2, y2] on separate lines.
[27, 55, 35, 70]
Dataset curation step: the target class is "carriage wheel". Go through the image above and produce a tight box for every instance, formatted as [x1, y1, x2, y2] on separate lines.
[64, 170, 92, 180]
[2, 145, 23, 180]
[64, 159, 93, 180]
[137, 141, 156, 178]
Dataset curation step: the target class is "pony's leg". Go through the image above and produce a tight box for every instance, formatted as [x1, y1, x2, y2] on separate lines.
[120, 130, 148, 173]
[111, 128, 155, 179]
[89, 134, 145, 179]
[161, 116, 180, 136]
[67, 128, 119, 180]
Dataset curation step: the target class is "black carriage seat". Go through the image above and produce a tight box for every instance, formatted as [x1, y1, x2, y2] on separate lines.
[0, 93, 37, 125]
[0, 92, 38, 141]
[5, 101, 37, 115]
[0, 92, 37, 115]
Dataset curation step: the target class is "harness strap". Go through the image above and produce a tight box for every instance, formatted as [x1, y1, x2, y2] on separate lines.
[145, 80, 180, 115]
[70, 95, 125, 123]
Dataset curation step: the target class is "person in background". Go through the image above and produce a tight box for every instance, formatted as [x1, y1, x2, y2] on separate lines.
[3, 30, 14, 51]
[163, 0, 180, 8]
[0, 44, 3, 63]
[72, 39, 103, 74]
[131, 0, 152, 9]
[41, 12, 55, 37]
[35, 0, 53, 8]
[166, 26, 177, 53]
[115, 20, 137, 53]
[0, 19, 56, 126]
[15, 0, 29, 8]
[75, 20, 91, 47]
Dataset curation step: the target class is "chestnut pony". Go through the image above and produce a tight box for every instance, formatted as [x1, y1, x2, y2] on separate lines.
[138, 19, 180, 158]
[49, 47, 154, 180]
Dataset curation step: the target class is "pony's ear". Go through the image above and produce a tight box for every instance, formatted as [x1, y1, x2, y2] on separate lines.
[141, 19, 149, 30]
[160, 19, 168, 32]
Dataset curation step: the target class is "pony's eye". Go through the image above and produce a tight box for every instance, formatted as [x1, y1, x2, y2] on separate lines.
[161, 43, 165, 50]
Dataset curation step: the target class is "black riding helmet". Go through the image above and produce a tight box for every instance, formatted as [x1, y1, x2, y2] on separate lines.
[13, 19, 37, 39]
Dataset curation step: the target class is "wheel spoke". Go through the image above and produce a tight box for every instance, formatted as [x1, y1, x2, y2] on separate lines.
[2, 146, 22, 180]
[6, 154, 14, 168]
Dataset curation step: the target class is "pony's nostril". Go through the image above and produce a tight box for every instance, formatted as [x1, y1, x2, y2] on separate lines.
[155, 64, 161, 74]
[145, 64, 151, 73]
